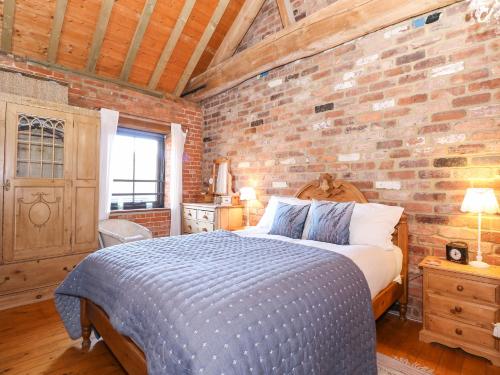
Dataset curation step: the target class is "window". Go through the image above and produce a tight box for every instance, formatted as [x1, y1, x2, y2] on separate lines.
[110, 127, 165, 210]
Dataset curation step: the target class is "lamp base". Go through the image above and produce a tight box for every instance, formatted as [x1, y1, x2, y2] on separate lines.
[469, 260, 490, 269]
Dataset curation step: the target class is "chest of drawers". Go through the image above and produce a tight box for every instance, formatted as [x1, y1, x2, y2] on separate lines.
[419, 256, 500, 366]
[182, 203, 243, 234]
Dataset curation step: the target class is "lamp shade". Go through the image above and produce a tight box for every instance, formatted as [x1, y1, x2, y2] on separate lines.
[239, 186, 256, 201]
[461, 188, 499, 214]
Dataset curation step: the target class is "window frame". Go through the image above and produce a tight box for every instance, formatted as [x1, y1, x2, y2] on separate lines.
[110, 126, 166, 211]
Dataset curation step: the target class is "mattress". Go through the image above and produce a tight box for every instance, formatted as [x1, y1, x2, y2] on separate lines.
[235, 226, 403, 298]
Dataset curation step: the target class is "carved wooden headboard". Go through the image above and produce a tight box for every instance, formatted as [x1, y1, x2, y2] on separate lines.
[295, 174, 408, 297]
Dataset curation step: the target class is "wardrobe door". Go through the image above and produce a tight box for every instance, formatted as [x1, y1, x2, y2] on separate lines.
[2, 104, 73, 262]
[0, 101, 5, 264]
[72, 114, 99, 253]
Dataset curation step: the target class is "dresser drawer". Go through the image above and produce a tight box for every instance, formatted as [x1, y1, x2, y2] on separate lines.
[427, 292, 499, 327]
[428, 272, 499, 304]
[196, 221, 214, 233]
[183, 219, 196, 234]
[183, 207, 197, 220]
[197, 210, 214, 223]
[426, 313, 496, 350]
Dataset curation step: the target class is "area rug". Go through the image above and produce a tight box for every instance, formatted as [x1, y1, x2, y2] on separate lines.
[377, 353, 434, 375]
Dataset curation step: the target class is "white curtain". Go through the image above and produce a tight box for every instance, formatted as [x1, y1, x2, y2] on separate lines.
[169, 123, 187, 236]
[98, 108, 119, 221]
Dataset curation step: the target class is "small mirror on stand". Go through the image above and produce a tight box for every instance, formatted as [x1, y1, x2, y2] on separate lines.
[205, 158, 238, 205]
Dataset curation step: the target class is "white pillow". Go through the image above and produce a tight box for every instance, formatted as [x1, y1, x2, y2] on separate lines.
[349, 203, 404, 250]
[256, 196, 312, 233]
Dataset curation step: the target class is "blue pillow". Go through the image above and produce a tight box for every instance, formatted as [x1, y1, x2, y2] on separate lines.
[268, 202, 311, 239]
[307, 200, 355, 245]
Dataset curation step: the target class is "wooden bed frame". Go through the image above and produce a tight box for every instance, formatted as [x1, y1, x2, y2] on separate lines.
[80, 173, 408, 375]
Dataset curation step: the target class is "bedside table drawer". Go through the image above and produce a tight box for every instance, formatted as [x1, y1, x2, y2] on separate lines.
[197, 210, 214, 223]
[428, 272, 499, 304]
[426, 313, 496, 350]
[427, 292, 499, 327]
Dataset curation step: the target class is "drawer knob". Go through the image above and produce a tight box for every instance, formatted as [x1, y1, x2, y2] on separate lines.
[203, 215, 208, 220]
[456, 285, 464, 292]
[455, 328, 463, 335]
[450, 306, 463, 314]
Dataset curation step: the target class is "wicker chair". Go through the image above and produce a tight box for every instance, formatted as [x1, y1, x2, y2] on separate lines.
[98, 219, 153, 248]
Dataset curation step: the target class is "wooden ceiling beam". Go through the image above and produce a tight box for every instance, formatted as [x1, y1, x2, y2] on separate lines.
[147, 0, 197, 90]
[209, 0, 266, 68]
[47, 0, 68, 64]
[276, 0, 295, 28]
[185, 0, 462, 101]
[120, 0, 157, 81]
[24, 57, 168, 99]
[1, 0, 16, 52]
[86, 0, 115, 72]
[174, 0, 231, 96]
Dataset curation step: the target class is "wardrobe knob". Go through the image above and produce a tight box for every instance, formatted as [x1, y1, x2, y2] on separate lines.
[456, 285, 464, 292]
[455, 328, 463, 335]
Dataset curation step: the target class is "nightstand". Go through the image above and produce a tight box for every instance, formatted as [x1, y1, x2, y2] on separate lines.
[419, 256, 500, 366]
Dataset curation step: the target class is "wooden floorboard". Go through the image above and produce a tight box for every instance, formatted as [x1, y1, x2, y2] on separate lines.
[0, 300, 497, 374]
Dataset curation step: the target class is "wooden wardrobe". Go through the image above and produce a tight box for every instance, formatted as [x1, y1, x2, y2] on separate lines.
[0, 94, 100, 310]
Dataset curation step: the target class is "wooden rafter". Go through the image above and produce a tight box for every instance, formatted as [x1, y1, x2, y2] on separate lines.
[209, 0, 265, 68]
[86, 0, 115, 72]
[174, 0, 231, 96]
[186, 0, 462, 101]
[120, 0, 157, 81]
[1, 0, 16, 52]
[47, 0, 68, 64]
[147, 0, 197, 89]
[276, 0, 295, 27]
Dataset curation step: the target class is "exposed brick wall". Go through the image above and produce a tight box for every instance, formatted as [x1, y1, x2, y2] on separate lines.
[110, 209, 171, 238]
[202, 2, 500, 320]
[236, 0, 283, 54]
[289, 0, 338, 21]
[0, 52, 203, 238]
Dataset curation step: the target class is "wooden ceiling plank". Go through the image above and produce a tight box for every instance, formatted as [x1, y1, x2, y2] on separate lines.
[47, 0, 68, 63]
[174, 0, 231, 96]
[120, 0, 157, 81]
[147, 0, 196, 89]
[86, 0, 115, 72]
[186, 0, 462, 101]
[1, 0, 16, 52]
[209, 0, 265, 68]
[276, 0, 295, 28]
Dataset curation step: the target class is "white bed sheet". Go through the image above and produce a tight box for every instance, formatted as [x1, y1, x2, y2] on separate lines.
[235, 227, 402, 299]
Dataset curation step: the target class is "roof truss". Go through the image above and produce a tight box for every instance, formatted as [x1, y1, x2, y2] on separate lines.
[86, 0, 115, 72]
[1, 0, 16, 52]
[47, 0, 68, 64]
[120, 0, 157, 81]
[185, 0, 461, 100]
[174, 0, 231, 96]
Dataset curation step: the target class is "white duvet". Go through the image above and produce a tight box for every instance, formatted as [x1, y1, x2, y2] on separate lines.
[236, 227, 402, 299]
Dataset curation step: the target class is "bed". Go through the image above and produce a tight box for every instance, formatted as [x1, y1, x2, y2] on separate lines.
[56, 174, 408, 375]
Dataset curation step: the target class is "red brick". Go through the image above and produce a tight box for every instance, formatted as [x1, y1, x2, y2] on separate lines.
[431, 110, 466, 122]
[469, 78, 500, 92]
[398, 94, 427, 105]
[452, 93, 491, 107]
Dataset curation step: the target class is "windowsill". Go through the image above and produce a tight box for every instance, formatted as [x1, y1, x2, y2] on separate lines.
[110, 207, 170, 215]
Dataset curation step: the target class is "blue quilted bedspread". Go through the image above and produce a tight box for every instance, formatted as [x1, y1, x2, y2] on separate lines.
[55, 231, 376, 375]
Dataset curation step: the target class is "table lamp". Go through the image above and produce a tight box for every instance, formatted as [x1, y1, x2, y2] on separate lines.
[460, 188, 499, 268]
[239, 187, 256, 227]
